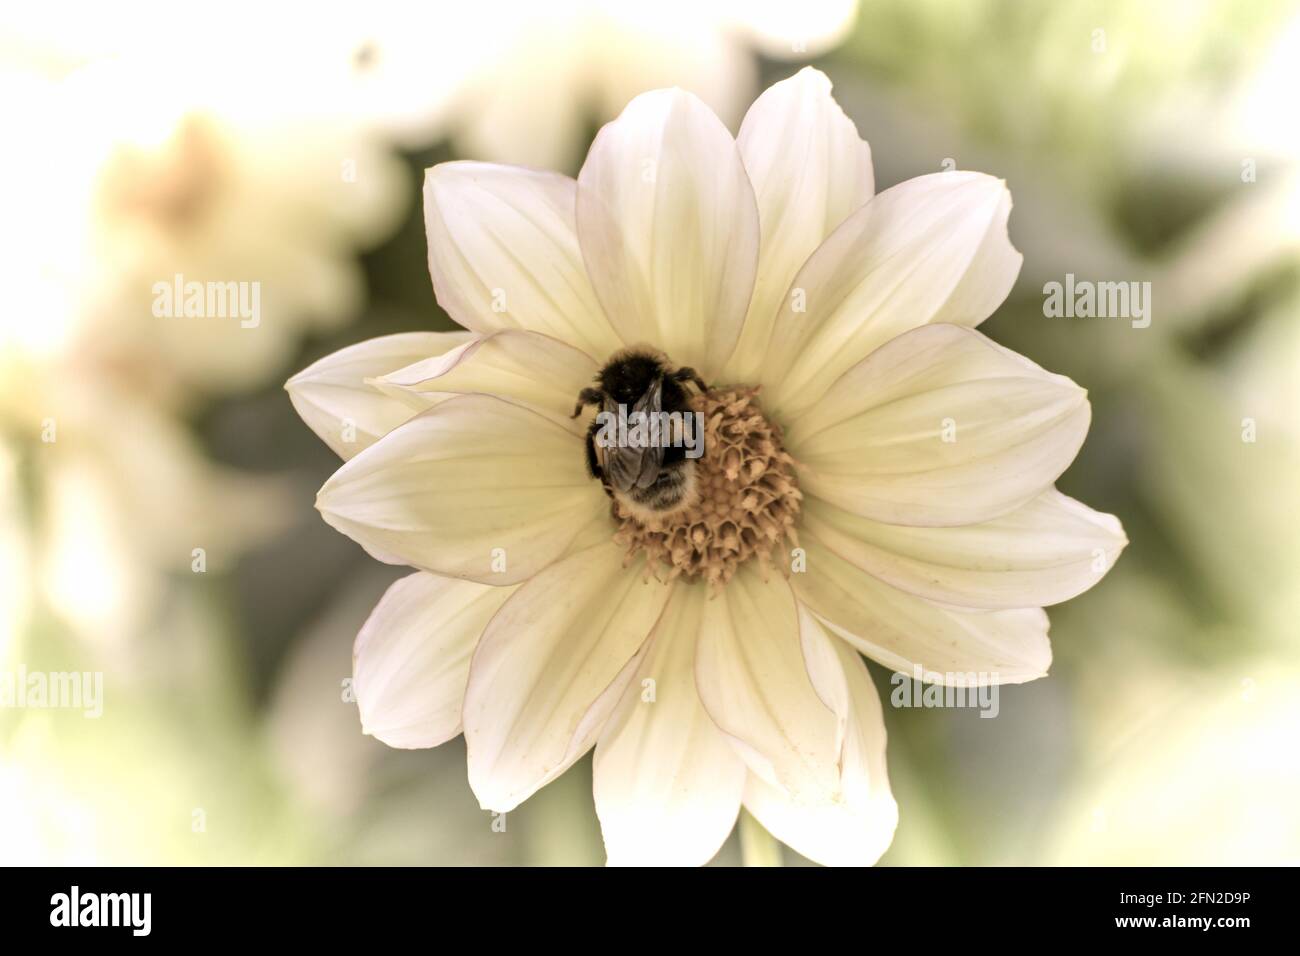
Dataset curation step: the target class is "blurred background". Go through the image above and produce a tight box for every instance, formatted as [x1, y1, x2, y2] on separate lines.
[2, 0, 1298, 865]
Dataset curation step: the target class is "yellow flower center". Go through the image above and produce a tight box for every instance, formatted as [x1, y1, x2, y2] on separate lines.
[613, 384, 802, 590]
[100, 115, 225, 236]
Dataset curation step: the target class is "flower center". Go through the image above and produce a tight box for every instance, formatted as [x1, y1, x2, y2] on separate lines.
[613, 384, 802, 589]
[100, 115, 226, 236]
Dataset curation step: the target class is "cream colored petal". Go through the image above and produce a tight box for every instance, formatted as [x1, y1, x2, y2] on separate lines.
[463, 542, 672, 812]
[744, 627, 898, 867]
[793, 533, 1052, 685]
[316, 394, 608, 585]
[576, 88, 760, 376]
[802, 489, 1127, 610]
[795, 602, 851, 760]
[724, 67, 873, 383]
[786, 324, 1090, 527]
[424, 161, 623, 359]
[286, 331, 475, 460]
[694, 564, 841, 800]
[352, 571, 516, 749]
[761, 172, 1022, 418]
[594, 584, 745, 866]
[372, 330, 598, 434]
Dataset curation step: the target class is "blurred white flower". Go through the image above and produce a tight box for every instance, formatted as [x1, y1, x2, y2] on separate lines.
[1049, 661, 1300, 865]
[0, 358, 286, 652]
[0, 445, 28, 665]
[289, 69, 1125, 866]
[345, 0, 859, 167]
[2, 5, 407, 397]
[1150, 10, 1300, 323]
[0, 625, 318, 866]
[0, 3, 399, 650]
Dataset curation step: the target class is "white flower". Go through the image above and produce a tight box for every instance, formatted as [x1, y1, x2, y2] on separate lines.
[288, 68, 1126, 866]
[0, 445, 28, 664]
[346, 0, 859, 168]
[0, 9, 402, 648]
[2, 16, 406, 396]
[0, 358, 285, 652]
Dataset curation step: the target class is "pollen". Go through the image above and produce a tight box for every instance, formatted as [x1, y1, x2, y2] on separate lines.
[613, 385, 802, 590]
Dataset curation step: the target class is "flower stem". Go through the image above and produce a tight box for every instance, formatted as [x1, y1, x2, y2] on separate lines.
[739, 809, 783, 867]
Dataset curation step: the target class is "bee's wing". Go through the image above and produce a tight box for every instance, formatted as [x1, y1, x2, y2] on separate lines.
[603, 378, 664, 493]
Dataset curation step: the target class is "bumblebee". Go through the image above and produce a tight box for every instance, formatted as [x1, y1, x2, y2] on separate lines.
[571, 347, 707, 520]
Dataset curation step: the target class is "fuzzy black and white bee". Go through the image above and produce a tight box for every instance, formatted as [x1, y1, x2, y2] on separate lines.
[571, 346, 708, 521]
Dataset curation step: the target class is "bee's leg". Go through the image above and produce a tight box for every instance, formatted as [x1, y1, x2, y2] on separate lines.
[670, 367, 708, 392]
[572, 387, 605, 418]
[584, 420, 605, 481]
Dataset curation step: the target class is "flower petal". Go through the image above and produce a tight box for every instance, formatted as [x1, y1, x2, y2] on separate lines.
[372, 330, 598, 434]
[802, 489, 1127, 610]
[463, 541, 673, 812]
[794, 533, 1052, 684]
[724, 67, 873, 383]
[576, 88, 760, 376]
[761, 171, 1022, 418]
[424, 161, 623, 359]
[316, 394, 607, 584]
[594, 584, 745, 866]
[286, 331, 474, 460]
[786, 324, 1090, 527]
[352, 571, 516, 749]
[694, 563, 841, 801]
[744, 626, 898, 867]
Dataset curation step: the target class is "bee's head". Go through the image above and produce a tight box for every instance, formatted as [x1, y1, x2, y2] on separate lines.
[597, 349, 667, 405]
